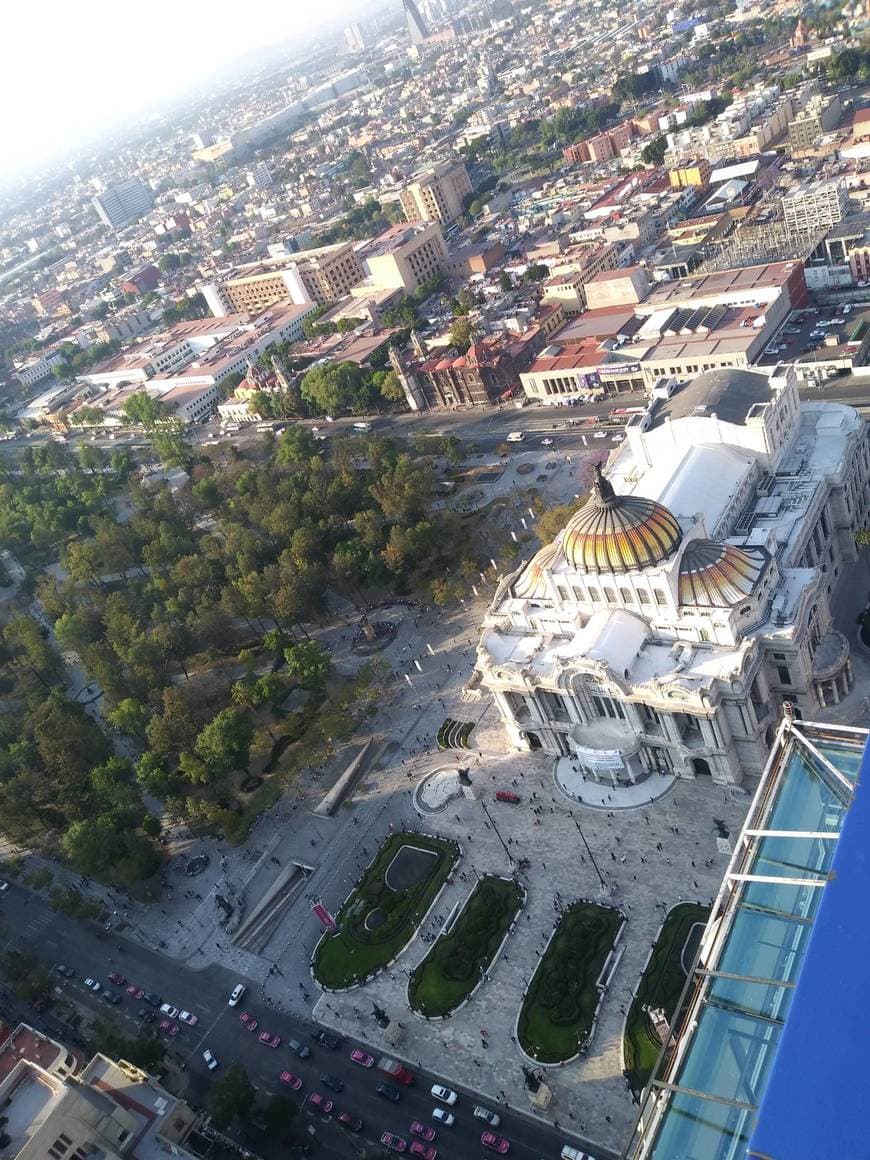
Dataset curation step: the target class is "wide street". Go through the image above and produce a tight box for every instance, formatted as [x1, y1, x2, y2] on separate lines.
[0, 877, 612, 1160]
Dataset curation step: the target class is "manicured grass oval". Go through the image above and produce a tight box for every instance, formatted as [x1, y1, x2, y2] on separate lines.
[313, 832, 459, 990]
[518, 901, 622, 1063]
[409, 875, 523, 1017]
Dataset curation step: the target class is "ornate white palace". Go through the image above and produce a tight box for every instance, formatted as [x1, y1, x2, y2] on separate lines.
[474, 367, 870, 787]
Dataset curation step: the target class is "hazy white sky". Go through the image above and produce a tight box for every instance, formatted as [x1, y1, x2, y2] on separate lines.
[3, 0, 357, 178]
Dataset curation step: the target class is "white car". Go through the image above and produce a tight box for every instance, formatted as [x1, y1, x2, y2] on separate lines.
[179, 1011, 198, 1026]
[203, 1049, 219, 1071]
[431, 1084, 458, 1106]
[228, 983, 246, 1007]
[592, 431, 607, 439]
[160, 1004, 179, 1019]
[473, 1106, 501, 1127]
[432, 1108, 455, 1126]
[541, 437, 554, 446]
[84, 978, 101, 992]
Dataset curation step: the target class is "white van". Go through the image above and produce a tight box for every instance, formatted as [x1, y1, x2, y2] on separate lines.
[561, 1146, 591, 1160]
[353, 421, 372, 432]
[506, 431, 525, 443]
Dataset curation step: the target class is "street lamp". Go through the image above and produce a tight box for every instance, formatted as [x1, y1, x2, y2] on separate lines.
[571, 814, 607, 892]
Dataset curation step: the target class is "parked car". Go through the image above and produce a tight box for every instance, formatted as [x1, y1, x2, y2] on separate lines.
[107, 972, 126, 986]
[377, 1082, 401, 1102]
[287, 1038, 310, 1059]
[280, 1071, 302, 1091]
[55, 965, 75, 979]
[409, 1143, 437, 1160]
[481, 1132, 510, 1153]
[159, 1004, 179, 1019]
[381, 1133, 407, 1153]
[142, 991, 161, 1007]
[178, 1011, 198, 1026]
[160, 1020, 179, 1036]
[240, 1011, 259, 1031]
[84, 978, 101, 992]
[350, 1049, 375, 1067]
[203, 1050, 218, 1071]
[430, 1085, 457, 1106]
[102, 990, 121, 1005]
[138, 1009, 155, 1023]
[410, 1122, 436, 1140]
[307, 1092, 333, 1114]
[127, 985, 144, 999]
[474, 1106, 501, 1127]
[259, 1031, 281, 1048]
[315, 1030, 342, 1050]
[320, 1073, 343, 1093]
[431, 1109, 454, 1126]
[337, 1112, 362, 1131]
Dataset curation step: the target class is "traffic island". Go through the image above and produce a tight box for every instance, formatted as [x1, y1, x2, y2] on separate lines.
[518, 900, 624, 1064]
[312, 831, 460, 990]
[623, 901, 710, 1095]
[408, 875, 525, 1018]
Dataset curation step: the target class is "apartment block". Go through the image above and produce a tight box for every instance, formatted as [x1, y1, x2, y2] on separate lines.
[200, 242, 364, 316]
[399, 161, 473, 225]
[92, 179, 154, 230]
[787, 93, 842, 152]
[358, 221, 447, 292]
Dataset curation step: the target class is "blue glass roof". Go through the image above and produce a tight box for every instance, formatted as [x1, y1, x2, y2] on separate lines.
[628, 719, 868, 1160]
[747, 733, 870, 1160]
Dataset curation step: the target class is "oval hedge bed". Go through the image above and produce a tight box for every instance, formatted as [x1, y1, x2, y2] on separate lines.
[623, 901, 710, 1095]
[408, 875, 523, 1017]
[518, 901, 622, 1063]
[313, 832, 459, 990]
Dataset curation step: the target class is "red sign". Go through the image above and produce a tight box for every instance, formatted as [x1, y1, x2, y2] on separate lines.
[312, 901, 337, 931]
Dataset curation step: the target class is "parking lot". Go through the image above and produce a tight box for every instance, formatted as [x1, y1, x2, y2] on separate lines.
[756, 304, 864, 372]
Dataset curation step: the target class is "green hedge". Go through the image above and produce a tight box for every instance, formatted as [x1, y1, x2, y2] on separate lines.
[518, 902, 621, 1063]
[313, 832, 459, 989]
[409, 876, 523, 1017]
[623, 902, 710, 1094]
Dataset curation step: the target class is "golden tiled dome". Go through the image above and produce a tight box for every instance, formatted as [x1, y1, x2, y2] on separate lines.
[562, 466, 682, 574]
[679, 540, 768, 607]
[514, 541, 560, 599]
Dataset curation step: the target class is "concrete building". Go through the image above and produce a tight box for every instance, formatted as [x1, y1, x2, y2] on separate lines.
[246, 162, 274, 191]
[15, 349, 65, 388]
[399, 161, 473, 226]
[200, 243, 363, 315]
[357, 222, 447, 292]
[0, 1026, 199, 1160]
[474, 366, 867, 784]
[119, 264, 160, 297]
[92, 179, 154, 230]
[403, 0, 428, 44]
[787, 93, 842, 152]
[782, 179, 850, 234]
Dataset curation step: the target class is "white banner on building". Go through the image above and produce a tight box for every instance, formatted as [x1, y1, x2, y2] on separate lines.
[574, 746, 625, 772]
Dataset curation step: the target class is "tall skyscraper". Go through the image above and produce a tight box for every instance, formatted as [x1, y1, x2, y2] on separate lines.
[403, 0, 428, 44]
[92, 178, 154, 230]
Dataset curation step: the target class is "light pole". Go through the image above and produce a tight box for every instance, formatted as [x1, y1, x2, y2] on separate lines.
[571, 814, 607, 892]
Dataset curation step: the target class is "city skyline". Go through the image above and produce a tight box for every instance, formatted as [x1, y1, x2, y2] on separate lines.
[1, 0, 367, 179]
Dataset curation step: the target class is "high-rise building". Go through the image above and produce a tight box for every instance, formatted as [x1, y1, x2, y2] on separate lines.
[399, 160, 473, 226]
[246, 162, 274, 191]
[92, 178, 154, 230]
[403, 0, 428, 44]
[344, 22, 367, 51]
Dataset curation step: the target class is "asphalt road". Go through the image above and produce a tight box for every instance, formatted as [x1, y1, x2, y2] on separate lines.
[0, 881, 614, 1160]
